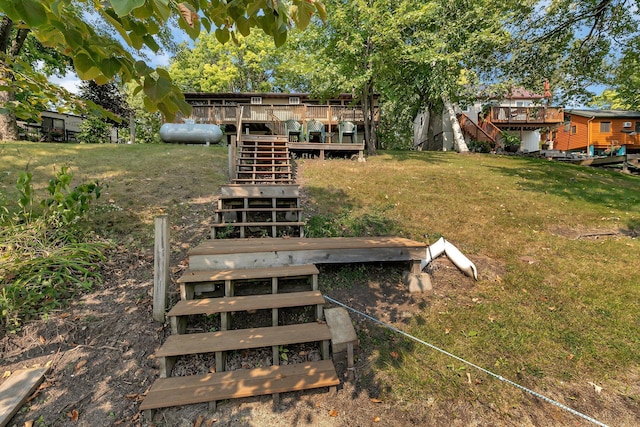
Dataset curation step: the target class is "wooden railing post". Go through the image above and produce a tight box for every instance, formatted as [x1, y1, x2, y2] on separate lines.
[153, 215, 170, 323]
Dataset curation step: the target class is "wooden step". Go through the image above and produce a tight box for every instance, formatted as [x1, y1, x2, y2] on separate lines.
[232, 178, 294, 184]
[220, 184, 299, 198]
[215, 207, 302, 213]
[156, 323, 331, 358]
[177, 265, 318, 283]
[140, 360, 339, 411]
[212, 221, 303, 228]
[168, 290, 325, 318]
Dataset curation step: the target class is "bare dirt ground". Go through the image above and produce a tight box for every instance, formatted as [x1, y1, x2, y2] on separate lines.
[1, 195, 637, 427]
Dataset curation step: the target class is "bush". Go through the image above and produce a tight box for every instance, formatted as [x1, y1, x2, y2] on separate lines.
[0, 168, 106, 331]
[79, 116, 112, 144]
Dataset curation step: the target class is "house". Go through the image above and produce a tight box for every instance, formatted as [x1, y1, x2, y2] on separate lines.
[19, 110, 118, 143]
[415, 87, 564, 152]
[177, 92, 379, 145]
[552, 109, 640, 155]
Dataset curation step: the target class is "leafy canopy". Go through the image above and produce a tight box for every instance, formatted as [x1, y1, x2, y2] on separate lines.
[0, 0, 326, 120]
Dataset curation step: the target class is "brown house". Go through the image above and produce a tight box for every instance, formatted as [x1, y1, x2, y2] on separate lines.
[553, 110, 640, 155]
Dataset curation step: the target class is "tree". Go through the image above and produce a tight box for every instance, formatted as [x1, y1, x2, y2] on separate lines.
[79, 80, 131, 128]
[0, 0, 325, 139]
[170, 31, 300, 93]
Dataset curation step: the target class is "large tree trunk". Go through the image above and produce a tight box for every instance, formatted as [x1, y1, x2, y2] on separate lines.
[0, 17, 28, 141]
[0, 84, 18, 141]
[443, 96, 469, 153]
[362, 78, 377, 155]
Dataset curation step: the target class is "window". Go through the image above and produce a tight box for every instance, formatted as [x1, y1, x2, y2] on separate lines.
[570, 125, 577, 135]
[636, 122, 640, 133]
[600, 122, 611, 133]
[289, 96, 300, 105]
[250, 96, 262, 105]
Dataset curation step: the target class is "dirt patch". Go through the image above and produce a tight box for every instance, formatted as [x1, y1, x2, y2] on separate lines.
[1, 212, 637, 427]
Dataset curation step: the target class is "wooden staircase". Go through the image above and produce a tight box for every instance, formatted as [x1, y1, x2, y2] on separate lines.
[140, 263, 339, 416]
[233, 135, 293, 185]
[211, 184, 304, 239]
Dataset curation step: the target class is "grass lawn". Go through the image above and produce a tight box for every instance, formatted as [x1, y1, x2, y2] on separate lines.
[1, 142, 638, 424]
[300, 151, 639, 418]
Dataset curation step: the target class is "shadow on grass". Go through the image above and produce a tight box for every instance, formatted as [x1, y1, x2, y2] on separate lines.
[485, 157, 640, 228]
[380, 150, 456, 165]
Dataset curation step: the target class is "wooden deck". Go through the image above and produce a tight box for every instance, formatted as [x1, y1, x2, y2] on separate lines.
[288, 142, 364, 160]
[188, 237, 426, 273]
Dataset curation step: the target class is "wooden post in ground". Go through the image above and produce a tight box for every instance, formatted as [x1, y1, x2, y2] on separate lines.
[153, 215, 170, 323]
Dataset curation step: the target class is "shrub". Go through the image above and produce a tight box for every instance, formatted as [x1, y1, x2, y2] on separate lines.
[0, 167, 106, 331]
[79, 116, 112, 144]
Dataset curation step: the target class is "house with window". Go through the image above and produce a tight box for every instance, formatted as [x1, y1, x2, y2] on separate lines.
[415, 87, 564, 152]
[19, 110, 118, 143]
[177, 92, 378, 145]
[553, 110, 640, 155]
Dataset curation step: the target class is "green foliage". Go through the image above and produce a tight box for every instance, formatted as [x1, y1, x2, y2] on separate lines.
[305, 208, 397, 238]
[126, 82, 161, 144]
[1, 167, 105, 330]
[468, 139, 492, 153]
[78, 117, 112, 144]
[502, 131, 521, 147]
[0, 0, 325, 124]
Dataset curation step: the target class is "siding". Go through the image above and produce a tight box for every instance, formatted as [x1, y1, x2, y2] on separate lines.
[555, 115, 640, 152]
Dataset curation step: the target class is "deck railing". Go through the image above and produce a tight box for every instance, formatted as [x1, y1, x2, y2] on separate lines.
[176, 104, 375, 125]
[488, 106, 564, 125]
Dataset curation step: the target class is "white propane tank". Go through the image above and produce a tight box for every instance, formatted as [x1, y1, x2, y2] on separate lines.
[159, 122, 223, 145]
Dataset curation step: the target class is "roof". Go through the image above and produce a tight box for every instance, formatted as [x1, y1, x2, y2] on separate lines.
[507, 87, 543, 99]
[566, 109, 640, 119]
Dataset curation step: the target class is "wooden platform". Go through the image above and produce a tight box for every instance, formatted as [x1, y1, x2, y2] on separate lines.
[287, 142, 364, 160]
[188, 237, 426, 272]
[140, 360, 339, 411]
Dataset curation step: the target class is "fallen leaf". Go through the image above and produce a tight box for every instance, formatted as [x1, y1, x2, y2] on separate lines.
[59, 313, 71, 319]
[390, 351, 399, 360]
[370, 398, 383, 403]
[24, 421, 34, 427]
[329, 409, 338, 417]
[67, 410, 79, 422]
[372, 416, 381, 422]
[519, 256, 537, 264]
[475, 379, 482, 385]
[588, 382, 603, 394]
[466, 373, 472, 384]
[3, 371, 10, 379]
[194, 415, 204, 427]
[125, 393, 140, 401]
[205, 419, 218, 426]
[548, 306, 556, 311]
[567, 353, 575, 361]
[444, 328, 450, 334]
[75, 360, 87, 371]
[39, 335, 45, 344]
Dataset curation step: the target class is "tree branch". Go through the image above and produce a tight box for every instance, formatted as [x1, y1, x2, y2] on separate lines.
[10, 27, 29, 57]
[0, 16, 13, 54]
[534, 0, 614, 43]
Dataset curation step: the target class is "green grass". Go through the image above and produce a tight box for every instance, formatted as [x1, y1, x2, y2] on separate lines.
[300, 152, 640, 405]
[0, 141, 229, 246]
[2, 142, 639, 416]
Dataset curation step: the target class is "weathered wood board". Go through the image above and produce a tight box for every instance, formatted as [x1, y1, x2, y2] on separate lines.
[0, 367, 48, 427]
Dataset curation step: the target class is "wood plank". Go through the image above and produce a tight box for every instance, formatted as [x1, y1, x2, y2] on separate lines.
[156, 323, 331, 357]
[211, 221, 304, 228]
[0, 367, 48, 427]
[190, 237, 425, 256]
[187, 237, 426, 271]
[220, 184, 299, 198]
[177, 265, 318, 283]
[167, 290, 325, 317]
[140, 360, 339, 410]
[288, 142, 364, 151]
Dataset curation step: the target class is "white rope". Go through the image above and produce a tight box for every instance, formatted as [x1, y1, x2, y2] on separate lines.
[323, 295, 609, 427]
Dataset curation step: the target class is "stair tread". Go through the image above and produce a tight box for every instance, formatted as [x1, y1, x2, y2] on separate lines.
[215, 208, 302, 213]
[178, 265, 318, 283]
[156, 323, 331, 357]
[212, 221, 304, 227]
[168, 290, 325, 317]
[140, 360, 339, 410]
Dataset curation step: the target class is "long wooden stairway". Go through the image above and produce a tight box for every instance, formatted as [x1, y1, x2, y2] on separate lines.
[140, 264, 340, 416]
[234, 135, 293, 185]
